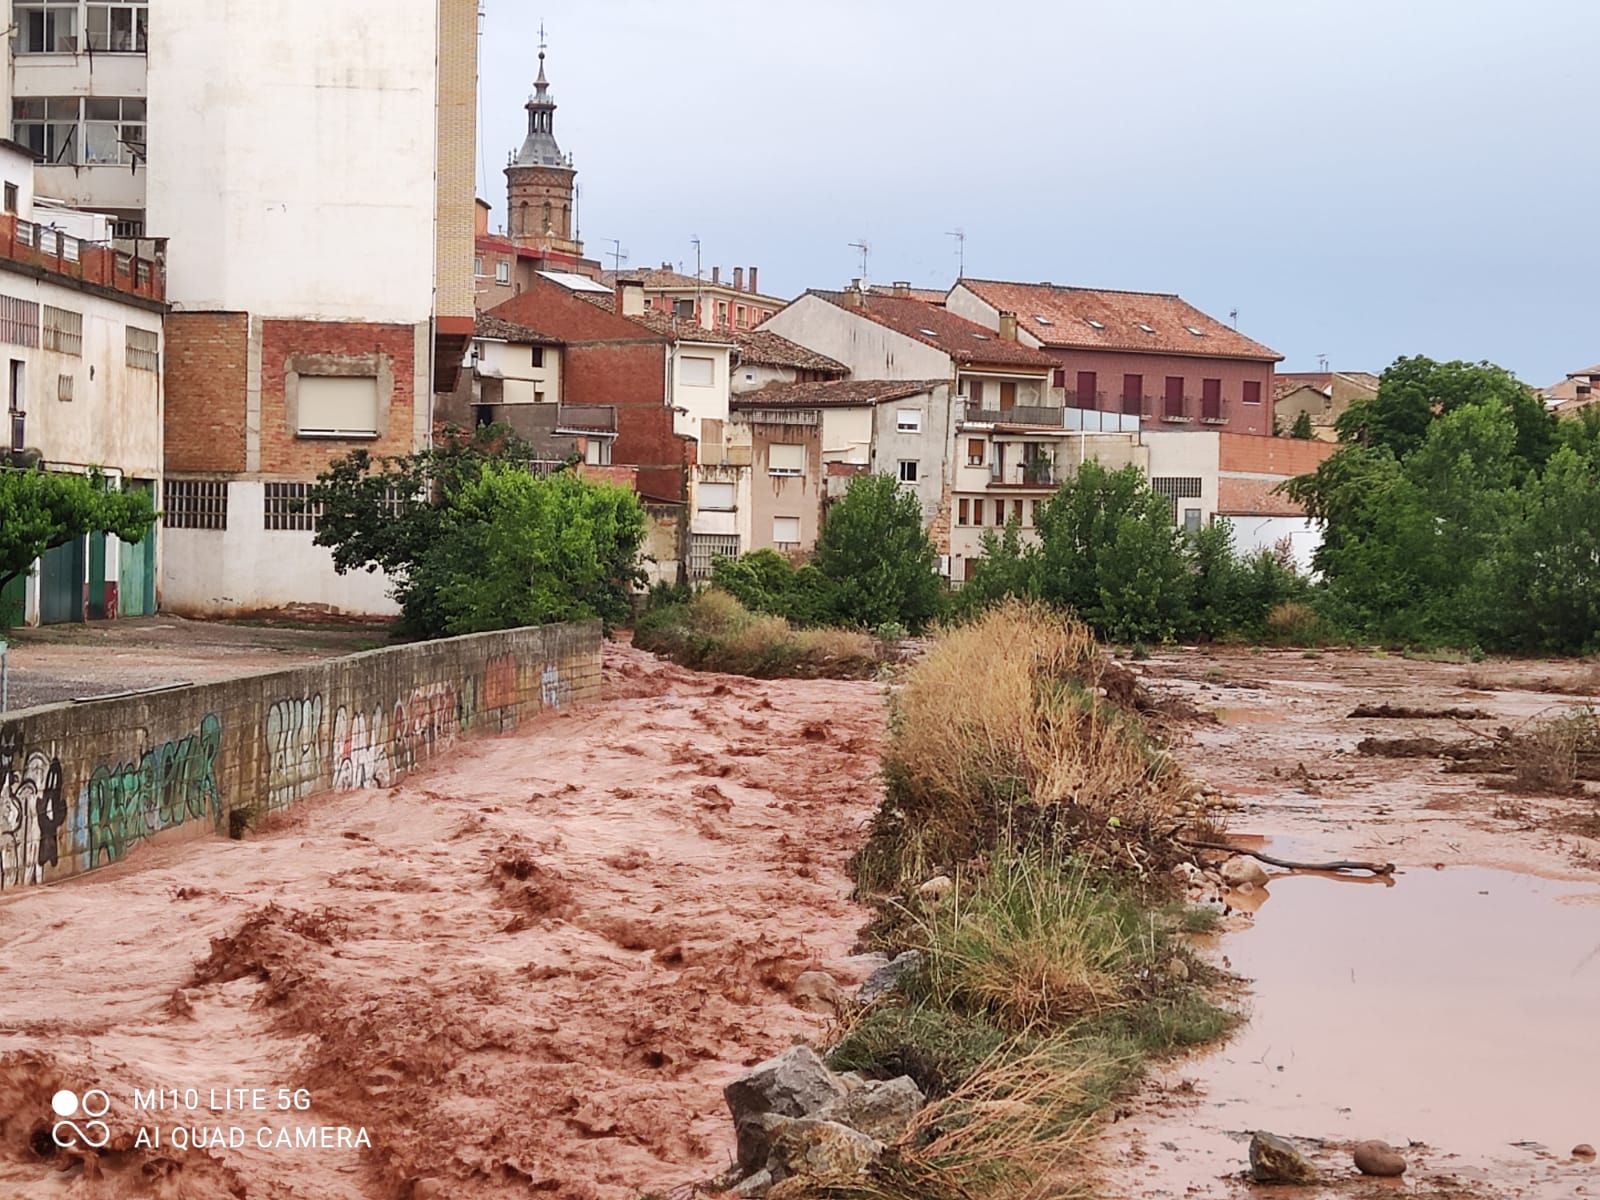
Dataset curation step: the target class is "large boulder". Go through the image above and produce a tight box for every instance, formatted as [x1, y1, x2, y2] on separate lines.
[817, 1075, 925, 1143]
[1249, 1131, 1318, 1184]
[857, 950, 923, 1004]
[726, 1047, 849, 1169]
[1352, 1140, 1407, 1177]
[767, 1117, 883, 1182]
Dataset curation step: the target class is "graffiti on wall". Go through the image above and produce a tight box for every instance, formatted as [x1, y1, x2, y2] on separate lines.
[332, 704, 391, 791]
[85, 714, 223, 867]
[391, 683, 458, 775]
[0, 728, 65, 889]
[265, 696, 325, 809]
[540, 662, 570, 711]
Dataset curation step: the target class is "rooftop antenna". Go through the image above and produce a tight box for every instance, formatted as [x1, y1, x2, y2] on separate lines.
[848, 239, 870, 282]
[1229, 308, 1239, 329]
[1317, 353, 1330, 372]
[947, 228, 965, 278]
[691, 236, 703, 325]
[574, 183, 581, 242]
[607, 238, 628, 273]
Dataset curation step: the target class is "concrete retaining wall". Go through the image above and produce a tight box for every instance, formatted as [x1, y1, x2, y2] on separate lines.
[0, 620, 602, 890]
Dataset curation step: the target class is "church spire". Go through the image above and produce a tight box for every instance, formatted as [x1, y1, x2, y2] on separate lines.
[514, 26, 567, 169]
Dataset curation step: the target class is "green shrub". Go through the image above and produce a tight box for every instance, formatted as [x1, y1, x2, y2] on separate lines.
[633, 589, 880, 679]
[815, 473, 945, 632]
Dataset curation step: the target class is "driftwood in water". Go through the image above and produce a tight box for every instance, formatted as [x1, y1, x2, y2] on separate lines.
[1179, 838, 1395, 877]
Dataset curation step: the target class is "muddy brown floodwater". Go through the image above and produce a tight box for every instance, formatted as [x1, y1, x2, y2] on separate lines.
[0, 643, 884, 1199]
[1098, 648, 1600, 1200]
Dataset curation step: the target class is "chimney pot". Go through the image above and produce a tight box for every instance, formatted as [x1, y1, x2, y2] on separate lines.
[733, 267, 744, 291]
[999, 311, 1018, 342]
[615, 276, 646, 317]
[892, 280, 911, 295]
[711, 266, 720, 285]
[749, 266, 759, 294]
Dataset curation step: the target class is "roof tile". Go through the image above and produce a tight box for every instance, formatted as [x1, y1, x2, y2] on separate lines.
[732, 378, 947, 409]
[814, 291, 1058, 369]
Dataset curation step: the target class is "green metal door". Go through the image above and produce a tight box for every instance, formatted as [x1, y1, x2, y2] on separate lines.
[117, 528, 153, 617]
[39, 538, 84, 624]
[0, 573, 24, 628]
[88, 531, 108, 619]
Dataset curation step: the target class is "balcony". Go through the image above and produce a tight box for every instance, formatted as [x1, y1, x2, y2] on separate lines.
[962, 403, 1065, 428]
[1198, 396, 1229, 425]
[0, 214, 165, 302]
[988, 459, 1056, 489]
[555, 404, 617, 434]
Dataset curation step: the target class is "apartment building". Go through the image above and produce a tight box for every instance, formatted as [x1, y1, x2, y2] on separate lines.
[143, 0, 478, 618]
[947, 280, 1282, 436]
[0, 140, 164, 623]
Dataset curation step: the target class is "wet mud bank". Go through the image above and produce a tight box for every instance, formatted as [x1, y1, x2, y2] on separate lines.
[1097, 648, 1600, 1199]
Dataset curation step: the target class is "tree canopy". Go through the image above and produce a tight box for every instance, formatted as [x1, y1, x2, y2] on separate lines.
[0, 467, 157, 599]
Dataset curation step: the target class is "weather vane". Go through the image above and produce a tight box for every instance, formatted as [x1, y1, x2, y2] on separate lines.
[538, 21, 547, 52]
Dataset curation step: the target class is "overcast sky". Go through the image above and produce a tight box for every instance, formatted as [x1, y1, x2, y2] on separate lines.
[478, 0, 1598, 381]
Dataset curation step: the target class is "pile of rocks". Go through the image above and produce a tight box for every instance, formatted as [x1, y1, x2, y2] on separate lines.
[714, 1045, 926, 1197]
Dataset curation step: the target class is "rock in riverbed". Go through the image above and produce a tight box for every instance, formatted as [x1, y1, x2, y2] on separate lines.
[1352, 1139, 1407, 1176]
[857, 950, 922, 1004]
[791, 970, 845, 1013]
[1249, 1131, 1318, 1184]
[1573, 1143, 1596, 1160]
[1222, 856, 1271, 888]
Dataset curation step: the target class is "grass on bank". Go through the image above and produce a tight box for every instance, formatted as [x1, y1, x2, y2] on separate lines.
[633, 588, 881, 679]
[795, 602, 1233, 1200]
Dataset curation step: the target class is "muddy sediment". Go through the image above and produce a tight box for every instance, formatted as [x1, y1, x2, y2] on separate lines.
[0, 644, 884, 1198]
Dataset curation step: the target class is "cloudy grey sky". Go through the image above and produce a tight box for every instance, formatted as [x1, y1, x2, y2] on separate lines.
[478, 0, 1598, 381]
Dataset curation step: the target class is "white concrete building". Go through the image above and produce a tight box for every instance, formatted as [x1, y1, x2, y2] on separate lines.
[0, 141, 164, 624]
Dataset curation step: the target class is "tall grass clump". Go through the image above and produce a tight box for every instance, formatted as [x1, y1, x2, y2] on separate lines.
[857, 600, 1190, 890]
[633, 588, 879, 679]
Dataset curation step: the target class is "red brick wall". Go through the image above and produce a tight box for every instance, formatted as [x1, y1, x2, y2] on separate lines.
[164, 312, 249, 473]
[1218, 476, 1305, 517]
[564, 341, 691, 503]
[1045, 348, 1277, 436]
[260, 320, 418, 477]
[1218, 432, 1337, 476]
[486, 275, 661, 342]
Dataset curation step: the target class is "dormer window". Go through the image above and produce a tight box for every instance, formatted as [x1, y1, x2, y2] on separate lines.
[1084, 318, 1104, 330]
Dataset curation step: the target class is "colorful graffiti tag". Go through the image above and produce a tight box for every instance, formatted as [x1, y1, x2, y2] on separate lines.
[0, 728, 65, 889]
[332, 704, 391, 791]
[265, 695, 325, 809]
[85, 714, 223, 866]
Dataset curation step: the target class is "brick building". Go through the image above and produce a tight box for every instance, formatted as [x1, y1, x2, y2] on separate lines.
[946, 280, 1283, 436]
[154, 0, 478, 618]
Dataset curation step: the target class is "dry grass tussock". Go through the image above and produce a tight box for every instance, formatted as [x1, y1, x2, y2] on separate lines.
[859, 601, 1192, 888]
[1505, 706, 1600, 793]
[633, 588, 879, 679]
[1462, 661, 1600, 698]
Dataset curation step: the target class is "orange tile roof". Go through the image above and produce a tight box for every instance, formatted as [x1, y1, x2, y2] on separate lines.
[813, 291, 1058, 370]
[728, 329, 848, 374]
[957, 279, 1281, 362]
[733, 378, 946, 409]
[868, 283, 949, 306]
[578, 293, 738, 344]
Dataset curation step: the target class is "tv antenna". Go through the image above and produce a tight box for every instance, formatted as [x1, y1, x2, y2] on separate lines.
[1317, 353, 1329, 372]
[1228, 308, 1239, 329]
[947, 228, 965, 278]
[848, 239, 870, 280]
[607, 239, 628, 273]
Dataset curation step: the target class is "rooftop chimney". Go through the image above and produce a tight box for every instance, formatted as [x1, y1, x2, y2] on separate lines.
[998, 311, 1018, 342]
[733, 267, 744, 291]
[749, 266, 759, 294]
[892, 281, 911, 295]
[711, 266, 720, 285]
[615, 276, 646, 318]
[843, 281, 864, 310]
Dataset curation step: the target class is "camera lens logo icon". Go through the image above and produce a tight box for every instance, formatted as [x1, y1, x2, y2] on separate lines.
[51, 1089, 112, 1149]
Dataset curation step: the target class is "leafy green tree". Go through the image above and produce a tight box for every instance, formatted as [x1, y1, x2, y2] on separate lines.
[0, 468, 157, 612]
[814, 472, 943, 631]
[710, 548, 835, 627]
[1290, 410, 1314, 439]
[309, 425, 643, 637]
[1033, 462, 1191, 642]
[953, 517, 1037, 617]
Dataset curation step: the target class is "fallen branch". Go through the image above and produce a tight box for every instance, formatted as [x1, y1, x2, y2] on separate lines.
[1177, 838, 1395, 876]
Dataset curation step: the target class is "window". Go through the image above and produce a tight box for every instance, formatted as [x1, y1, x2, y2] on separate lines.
[1151, 477, 1203, 523]
[688, 533, 739, 579]
[1074, 371, 1097, 409]
[896, 409, 922, 433]
[768, 443, 804, 476]
[584, 438, 611, 466]
[14, 96, 144, 166]
[15, 0, 78, 53]
[473, 256, 484, 277]
[697, 481, 735, 511]
[680, 355, 715, 387]
[1135, 322, 1156, 335]
[42, 305, 82, 355]
[296, 376, 380, 437]
[496, 260, 510, 285]
[1029, 500, 1040, 526]
[57, 373, 73, 402]
[1084, 318, 1104, 330]
[999, 381, 1017, 410]
[163, 480, 229, 530]
[1013, 499, 1025, 524]
[957, 499, 969, 525]
[773, 516, 801, 546]
[716, 301, 728, 328]
[1184, 508, 1203, 534]
[126, 326, 158, 371]
[967, 437, 985, 466]
[897, 460, 919, 484]
[1185, 325, 1206, 337]
[674, 298, 695, 320]
[2, 183, 15, 213]
[736, 305, 747, 328]
[972, 496, 984, 526]
[966, 379, 984, 406]
[1052, 368, 1066, 388]
[0, 296, 41, 348]
[1242, 380, 1263, 405]
[86, 1, 148, 52]
[264, 482, 320, 532]
[530, 346, 544, 368]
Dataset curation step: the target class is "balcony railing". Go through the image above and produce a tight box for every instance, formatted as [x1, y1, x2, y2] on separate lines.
[1063, 390, 1105, 411]
[962, 403, 1065, 428]
[988, 460, 1056, 488]
[1199, 396, 1229, 424]
[0, 214, 165, 301]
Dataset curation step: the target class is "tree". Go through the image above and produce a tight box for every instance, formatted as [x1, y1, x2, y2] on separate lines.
[0, 467, 157, 607]
[813, 472, 943, 631]
[953, 517, 1037, 617]
[709, 548, 834, 627]
[1290, 410, 1314, 439]
[308, 425, 643, 637]
[1033, 462, 1191, 642]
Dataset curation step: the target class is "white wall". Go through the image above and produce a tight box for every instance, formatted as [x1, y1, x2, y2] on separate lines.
[1143, 430, 1221, 524]
[670, 343, 731, 440]
[12, 51, 148, 216]
[162, 483, 398, 617]
[761, 295, 951, 381]
[476, 338, 560, 404]
[0, 146, 37, 221]
[1228, 515, 1321, 575]
[870, 385, 951, 527]
[146, 0, 439, 321]
[0, 267, 162, 478]
[822, 407, 872, 465]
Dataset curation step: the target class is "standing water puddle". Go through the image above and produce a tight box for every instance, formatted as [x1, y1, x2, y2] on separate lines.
[1107, 859, 1600, 1197]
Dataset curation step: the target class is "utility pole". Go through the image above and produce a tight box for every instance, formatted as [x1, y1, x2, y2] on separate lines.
[947, 228, 965, 278]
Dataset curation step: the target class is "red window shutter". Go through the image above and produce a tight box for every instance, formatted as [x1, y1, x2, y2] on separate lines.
[1076, 371, 1098, 409]
[1242, 380, 1262, 404]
